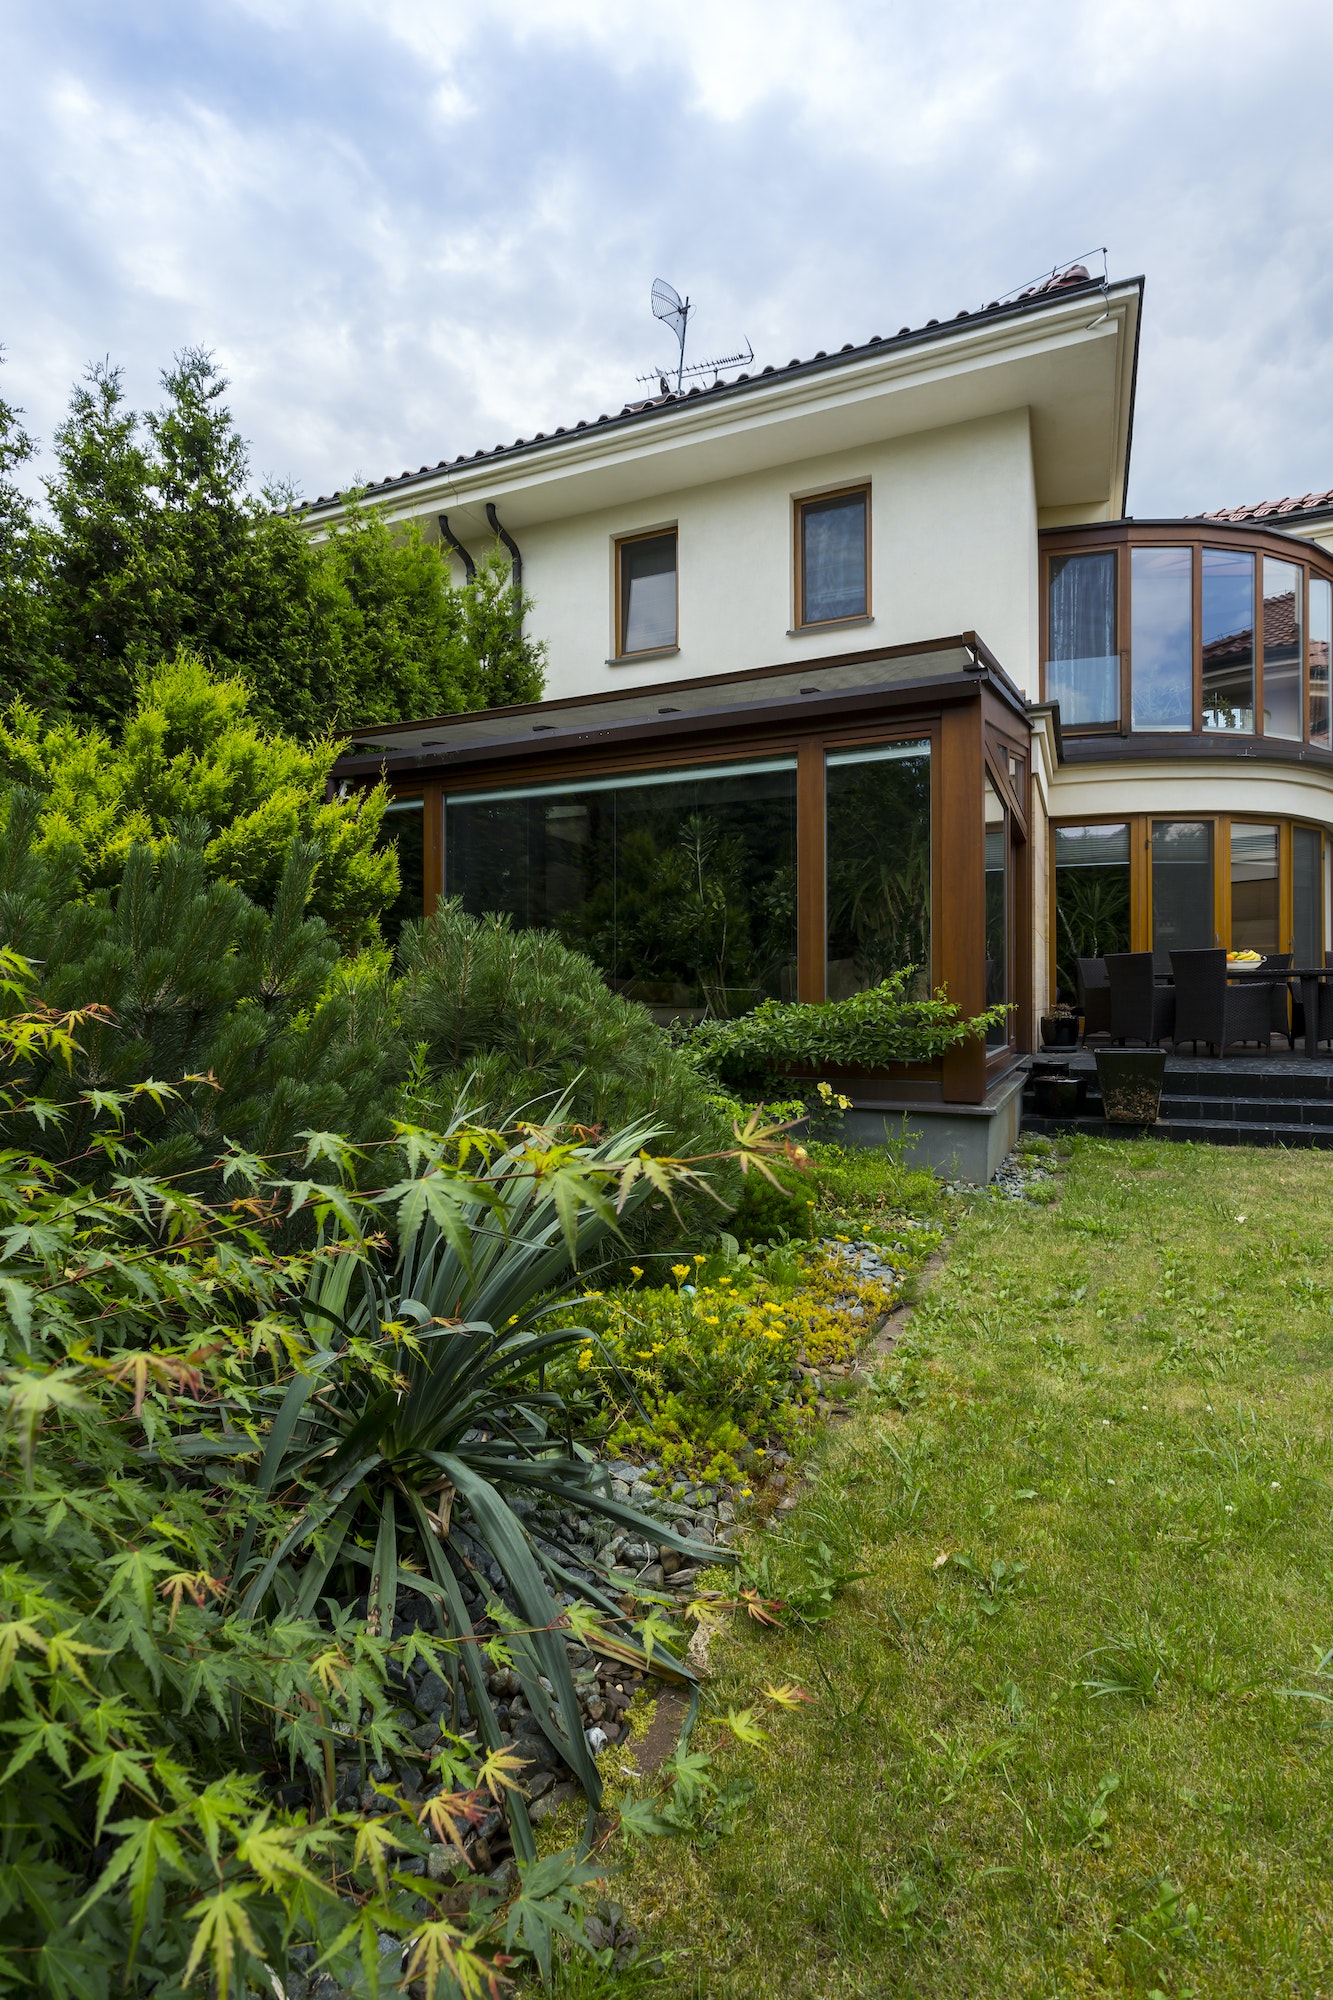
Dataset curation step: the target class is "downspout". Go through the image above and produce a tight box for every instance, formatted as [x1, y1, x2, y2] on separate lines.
[485, 502, 524, 640]
[436, 514, 475, 582]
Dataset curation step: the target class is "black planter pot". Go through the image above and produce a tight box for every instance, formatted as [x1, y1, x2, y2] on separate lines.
[1040, 1015, 1080, 1048]
[1094, 1047, 1167, 1125]
[1033, 1073, 1089, 1118]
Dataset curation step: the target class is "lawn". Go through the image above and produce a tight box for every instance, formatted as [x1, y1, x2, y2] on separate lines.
[585, 1135, 1333, 1998]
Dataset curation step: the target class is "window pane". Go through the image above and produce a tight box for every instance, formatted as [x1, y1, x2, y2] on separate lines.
[1230, 823, 1279, 954]
[1053, 823, 1131, 1003]
[802, 491, 867, 624]
[825, 741, 930, 999]
[445, 758, 797, 1023]
[1294, 825, 1322, 967]
[1309, 577, 1332, 749]
[380, 797, 425, 949]
[621, 533, 677, 652]
[1131, 546, 1193, 731]
[1262, 557, 1302, 740]
[1047, 550, 1118, 724]
[1201, 547, 1254, 732]
[1151, 819, 1213, 970]
[984, 775, 1009, 1045]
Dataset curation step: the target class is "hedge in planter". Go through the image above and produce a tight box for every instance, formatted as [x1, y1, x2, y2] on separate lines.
[685, 970, 1006, 1096]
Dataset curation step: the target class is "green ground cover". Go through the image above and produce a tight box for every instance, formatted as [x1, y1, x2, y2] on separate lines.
[590, 1136, 1333, 1998]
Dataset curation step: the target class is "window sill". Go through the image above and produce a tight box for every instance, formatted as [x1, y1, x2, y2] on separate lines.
[606, 645, 680, 666]
[787, 614, 874, 637]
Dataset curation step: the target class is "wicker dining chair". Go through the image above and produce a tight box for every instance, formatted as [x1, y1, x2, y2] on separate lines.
[1105, 951, 1175, 1047]
[1076, 957, 1112, 1041]
[1264, 952, 1294, 1045]
[1169, 948, 1273, 1055]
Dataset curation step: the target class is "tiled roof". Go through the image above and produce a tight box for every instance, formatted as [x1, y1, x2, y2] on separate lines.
[1197, 489, 1333, 525]
[302, 263, 1106, 513]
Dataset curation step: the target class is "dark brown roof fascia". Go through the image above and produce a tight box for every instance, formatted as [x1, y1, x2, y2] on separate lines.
[1060, 732, 1333, 774]
[336, 630, 1019, 749]
[332, 673, 995, 785]
[302, 276, 1139, 524]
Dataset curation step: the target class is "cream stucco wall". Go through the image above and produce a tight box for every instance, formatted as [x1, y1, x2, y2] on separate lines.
[1047, 756, 1333, 833]
[510, 407, 1040, 703]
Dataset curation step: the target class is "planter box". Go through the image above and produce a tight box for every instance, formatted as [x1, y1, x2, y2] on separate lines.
[1040, 1015, 1080, 1048]
[1094, 1048, 1166, 1124]
[1032, 1072, 1089, 1118]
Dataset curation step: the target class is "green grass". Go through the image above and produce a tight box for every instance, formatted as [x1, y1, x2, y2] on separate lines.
[591, 1136, 1333, 1997]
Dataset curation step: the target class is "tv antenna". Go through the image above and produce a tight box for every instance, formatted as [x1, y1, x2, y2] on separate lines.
[636, 278, 754, 395]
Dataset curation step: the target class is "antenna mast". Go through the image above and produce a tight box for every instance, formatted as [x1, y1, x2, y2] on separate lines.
[636, 279, 754, 394]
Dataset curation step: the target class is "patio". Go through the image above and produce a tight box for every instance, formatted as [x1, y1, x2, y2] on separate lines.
[1022, 1044, 1333, 1148]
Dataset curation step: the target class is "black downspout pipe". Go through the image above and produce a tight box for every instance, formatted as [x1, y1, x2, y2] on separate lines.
[436, 514, 475, 582]
[485, 503, 524, 640]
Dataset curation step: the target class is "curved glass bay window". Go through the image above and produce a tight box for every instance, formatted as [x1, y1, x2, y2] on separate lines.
[1047, 550, 1118, 725]
[984, 774, 1010, 1045]
[1131, 546, 1193, 731]
[1151, 820, 1214, 969]
[1230, 822, 1279, 954]
[825, 740, 931, 999]
[1045, 527, 1333, 751]
[1202, 546, 1254, 732]
[444, 758, 797, 1022]
[1053, 823, 1130, 1002]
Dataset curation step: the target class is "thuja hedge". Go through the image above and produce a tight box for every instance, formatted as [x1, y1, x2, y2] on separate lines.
[686, 971, 1007, 1094]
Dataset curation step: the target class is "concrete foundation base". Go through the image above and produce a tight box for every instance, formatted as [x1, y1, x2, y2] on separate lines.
[828, 1069, 1026, 1184]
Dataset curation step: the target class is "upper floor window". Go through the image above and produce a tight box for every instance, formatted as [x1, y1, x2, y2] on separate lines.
[1263, 557, 1302, 740]
[1310, 576, 1332, 749]
[1201, 546, 1254, 733]
[617, 529, 677, 656]
[1131, 546, 1193, 731]
[1047, 550, 1118, 725]
[797, 487, 869, 627]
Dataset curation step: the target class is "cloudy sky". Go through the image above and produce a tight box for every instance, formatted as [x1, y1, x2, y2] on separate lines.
[4, 0, 1332, 518]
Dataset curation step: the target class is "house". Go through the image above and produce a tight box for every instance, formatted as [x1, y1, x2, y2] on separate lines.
[322, 266, 1333, 1175]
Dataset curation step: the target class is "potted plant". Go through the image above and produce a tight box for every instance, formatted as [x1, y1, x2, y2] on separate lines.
[1093, 1047, 1167, 1124]
[1040, 1001, 1080, 1048]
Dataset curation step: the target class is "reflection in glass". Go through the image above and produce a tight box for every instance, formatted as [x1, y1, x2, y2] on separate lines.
[1310, 577, 1332, 749]
[801, 491, 867, 624]
[1262, 557, 1302, 739]
[1151, 820, 1213, 970]
[1053, 823, 1131, 1002]
[1229, 823, 1279, 954]
[1047, 550, 1118, 725]
[620, 533, 677, 653]
[381, 796, 425, 949]
[984, 775, 1009, 1045]
[445, 759, 797, 1022]
[825, 742, 931, 999]
[1294, 825, 1322, 969]
[1201, 547, 1254, 732]
[1131, 546, 1193, 730]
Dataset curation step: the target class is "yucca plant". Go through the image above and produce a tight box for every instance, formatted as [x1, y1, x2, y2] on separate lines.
[206, 1106, 749, 1856]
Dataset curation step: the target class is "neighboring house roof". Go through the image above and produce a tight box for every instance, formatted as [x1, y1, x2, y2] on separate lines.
[1197, 489, 1333, 525]
[302, 262, 1108, 513]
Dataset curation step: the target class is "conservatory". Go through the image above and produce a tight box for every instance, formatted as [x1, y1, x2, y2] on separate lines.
[334, 634, 1045, 1160]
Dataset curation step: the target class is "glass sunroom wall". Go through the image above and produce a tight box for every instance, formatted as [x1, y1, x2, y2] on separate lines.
[1047, 550, 1118, 725]
[825, 741, 931, 999]
[1310, 576, 1332, 749]
[983, 774, 1009, 1045]
[1201, 548, 1255, 732]
[1229, 824, 1280, 954]
[1131, 547, 1193, 730]
[444, 758, 798, 1022]
[1294, 825, 1322, 968]
[1052, 823, 1131, 1003]
[1262, 558, 1303, 740]
[380, 796, 426, 947]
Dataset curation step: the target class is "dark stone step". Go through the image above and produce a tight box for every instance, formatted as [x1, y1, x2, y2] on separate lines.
[1022, 1110, 1333, 1150]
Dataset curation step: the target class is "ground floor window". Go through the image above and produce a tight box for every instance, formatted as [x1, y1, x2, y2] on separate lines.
[1052, 812, 1330, 991]
[444, 757, 799, 1021]
[1052, 822, 1131, 1001]
[984, 772, 1010, 1045]
[379, 795, 425, 946]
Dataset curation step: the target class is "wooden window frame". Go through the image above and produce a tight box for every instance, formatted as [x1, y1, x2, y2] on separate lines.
[793, 484, 872, 633]
[612, 526, 679, 663]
